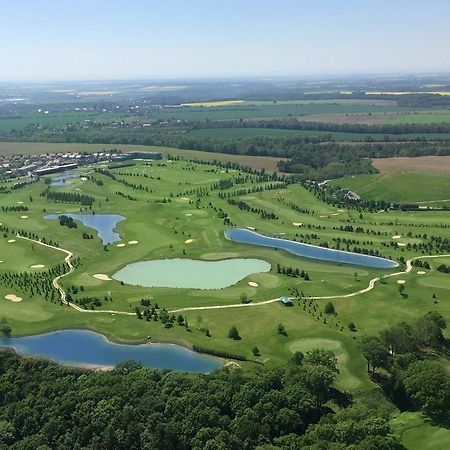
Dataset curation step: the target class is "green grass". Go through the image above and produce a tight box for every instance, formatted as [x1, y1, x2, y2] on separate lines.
[388, 112, 450, 124]
[330, 171, 450, 202]
[1, 157, 450, 398]
[391, 412, 450, 450]
[153, 101, 407, 121]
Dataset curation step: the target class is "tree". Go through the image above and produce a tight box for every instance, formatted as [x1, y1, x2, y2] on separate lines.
[361, 336, 388, 375]
[304, 349, 338, 372]
[404, 360, 450, 421]
[176, 314, 184, 326]
[252, 346, 260, 356]
[240, 293, 250, 304]
[348, 321, 356, 332]
[228, 326, 241, 340]
[324, 302, 336, 315]
[277, 323, 287, 336]
[0, 318, 11, 337]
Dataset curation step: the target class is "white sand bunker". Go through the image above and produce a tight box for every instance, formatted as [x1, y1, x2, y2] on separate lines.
[398, 243, 406, 247]
[17, 201, 24, 204]
[185, 213, 192, 217]
[7, 239, 16, 243]
[331, 213, 338, 216]
[248, 281, 259, 287]
[246, 226, 256, 231]
[116, 243, 126, 247]
[30, 264, 45, 269]
[338, 209, 345, 212]
[319, 215, 327, 218]
[292, 222, 303, 227]
[20, 215, 28, 219]
[184, 239, 194, 244]
[128, 240, 138, 245]
[5, 294, 22, 302]
[180, 197, 190, 201]
[417, 271, 426, 275]
[80, 177, 87, 181]
[397, 280, 406, 284]
[392, 235, 401, 239]
[93, 274, 112, 281]
[0, 261, 3, 263]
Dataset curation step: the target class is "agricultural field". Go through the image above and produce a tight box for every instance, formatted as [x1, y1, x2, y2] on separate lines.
[0, 110, 121, 131]
[373, 155, 450, 175]
[387, 112, 450, 124]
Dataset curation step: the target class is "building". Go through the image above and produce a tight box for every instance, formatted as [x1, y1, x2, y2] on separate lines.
[34, 163, 78, 176]
[280, 296, 293, 306]
[121, 151, 162, 160]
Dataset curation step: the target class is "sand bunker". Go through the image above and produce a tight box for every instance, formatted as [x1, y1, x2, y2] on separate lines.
[319, 215, 327, 218]
[128, 240, 138, 245]
[417, 271, 426, 275]
[397, 280, 406, 284]
[248, 281, 259, 287]
[116, 243, 126, 247]
[246, 226, 256, 231]
[392, 235, 401, 239]
[184, 239, 194, 244]
[93, 274, 112, 281]
[7, 239, 15, 243]
[20, 215, 28, 219]
[337, 209, 345, 212]
[80, 177, 87, 181]
[185, 213, 192, 217]
[331, 213, 338, 216]
[398, 243, 406, 247]
[30, 264, 45, 269]
[5, 294, 22, 302]
[180, 197, 190, 201]
[0, 261, 3, 263]
[17, 201, 24, 204]
[292, 222, 303, 227]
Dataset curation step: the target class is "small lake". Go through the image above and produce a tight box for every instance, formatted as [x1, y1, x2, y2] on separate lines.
[44, 213, 125, 244]
[0, 330, 222, 373]
[50, 173, 81, 187]
[225, 228, 398, 269]
[113, 258, 271, 289]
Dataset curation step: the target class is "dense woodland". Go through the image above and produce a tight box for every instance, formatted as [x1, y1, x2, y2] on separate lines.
[0, 350, 404, 450]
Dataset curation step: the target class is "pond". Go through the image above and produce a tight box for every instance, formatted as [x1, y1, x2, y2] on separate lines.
[44, 213, 125, 244]
[113, 258, 271, 289]
[0, 330, 222, 373]
[225, 228, 398, 269]
[50, 173, 81, 187]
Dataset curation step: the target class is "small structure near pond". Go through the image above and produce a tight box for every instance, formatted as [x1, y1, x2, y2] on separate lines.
[280, 296, 293, 306]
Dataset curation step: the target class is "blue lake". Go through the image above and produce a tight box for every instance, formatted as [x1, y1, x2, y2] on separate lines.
[225, 228, 398, 269]
[50, 173, 81, 187]
[113, 258, 271, 289]
[44, 213, 125, 244]
[0, 330, 222, 373]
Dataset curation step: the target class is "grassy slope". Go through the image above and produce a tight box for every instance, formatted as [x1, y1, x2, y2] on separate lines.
[330, 171, 450, 202]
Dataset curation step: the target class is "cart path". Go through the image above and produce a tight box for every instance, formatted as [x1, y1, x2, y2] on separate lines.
[17, 235, 450, 315]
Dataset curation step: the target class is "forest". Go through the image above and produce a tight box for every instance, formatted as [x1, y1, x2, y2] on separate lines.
[0, 349, 403, 450]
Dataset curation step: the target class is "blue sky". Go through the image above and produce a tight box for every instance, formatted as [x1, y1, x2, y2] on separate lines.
[1, 0, 449, 81]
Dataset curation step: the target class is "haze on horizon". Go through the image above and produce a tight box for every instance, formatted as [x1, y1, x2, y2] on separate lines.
[1, 0, 450, 82]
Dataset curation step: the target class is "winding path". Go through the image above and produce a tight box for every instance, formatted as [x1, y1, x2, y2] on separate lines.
[17, 235, 450, 315]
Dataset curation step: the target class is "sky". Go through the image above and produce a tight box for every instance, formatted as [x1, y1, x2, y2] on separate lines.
[1, 0, 450, 81]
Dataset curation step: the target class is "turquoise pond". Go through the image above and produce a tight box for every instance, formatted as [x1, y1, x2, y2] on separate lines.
[225, 228, 398, 269]
[0, 330, 222, 372]
[44, 213, 125, 244]
[113, 258, 271, 289]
